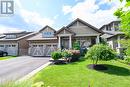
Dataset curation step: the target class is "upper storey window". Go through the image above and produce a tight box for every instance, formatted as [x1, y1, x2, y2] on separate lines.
[6, 35, 16, 39]
[42, 32, 54, 37]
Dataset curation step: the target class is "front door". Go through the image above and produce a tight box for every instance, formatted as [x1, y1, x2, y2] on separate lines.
[61, 37, 69, 49]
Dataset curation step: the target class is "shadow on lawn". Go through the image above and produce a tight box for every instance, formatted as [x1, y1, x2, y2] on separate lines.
[99, 64, 130, 76]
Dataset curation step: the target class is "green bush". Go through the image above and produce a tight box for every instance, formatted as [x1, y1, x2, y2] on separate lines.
[51, 51, 62, 60]
[72, 41, 80, 50]
[62, 50, 72, 58]
[125, 57, 130, 64]
[85, 44, 116, 64]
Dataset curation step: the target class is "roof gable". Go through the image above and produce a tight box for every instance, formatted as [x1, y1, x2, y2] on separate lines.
[66, 18, 103, 33]
[55, 27, 75, 35]
[39, 25, 56, 33]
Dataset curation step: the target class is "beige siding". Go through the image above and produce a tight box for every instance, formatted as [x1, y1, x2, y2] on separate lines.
[68, 20, 100, 35]
[41, 27, 55, 36]
[69, 26, 99, 35]
[58, 29, 72, 34]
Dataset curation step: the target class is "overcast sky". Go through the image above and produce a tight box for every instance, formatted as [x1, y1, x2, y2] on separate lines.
[0, 0, 124, 33]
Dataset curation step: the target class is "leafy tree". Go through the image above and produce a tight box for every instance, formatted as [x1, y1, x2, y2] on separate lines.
[114, 0, 130, 37]
[85, 44, 116, 64]
[114, 0, 130, 56]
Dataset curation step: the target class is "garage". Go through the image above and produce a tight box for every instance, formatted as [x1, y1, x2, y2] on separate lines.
[0, 44, 18, 56]
[29, 43, 57, 56]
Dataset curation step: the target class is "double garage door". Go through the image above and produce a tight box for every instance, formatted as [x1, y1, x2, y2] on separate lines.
[0, 44, 18, 56]
[29, 43, 57, 56]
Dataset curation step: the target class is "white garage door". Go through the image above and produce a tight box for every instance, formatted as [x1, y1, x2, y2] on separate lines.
[0, 45, 5, 51]
[0, 44, 18, 56]
[6, 45, 18, 56]
[29, 43, 57, 56]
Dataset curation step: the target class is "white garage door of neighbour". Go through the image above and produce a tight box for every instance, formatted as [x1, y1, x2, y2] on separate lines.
[30, 43, 57, 56]
[6, 45, 18, 56]
[0, 44, 18, 56]
[0, 45, 5, 51]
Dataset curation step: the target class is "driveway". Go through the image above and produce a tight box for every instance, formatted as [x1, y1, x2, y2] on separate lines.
[0, 56, 50, 83]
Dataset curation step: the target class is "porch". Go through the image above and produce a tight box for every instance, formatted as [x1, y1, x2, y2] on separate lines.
[58, 35, 100, 49]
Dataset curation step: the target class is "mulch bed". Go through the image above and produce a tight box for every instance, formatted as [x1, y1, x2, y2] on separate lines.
[87, 64, 108, 70]
[51, 60, 67, 65]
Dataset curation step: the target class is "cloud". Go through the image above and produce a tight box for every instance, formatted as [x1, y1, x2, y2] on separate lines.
[0, 25, 25, 33]
[0, 0, 55, 33]
[20, 9, 54, 27]
[62, 5, 72, 15]
[62, 0, 121, 28]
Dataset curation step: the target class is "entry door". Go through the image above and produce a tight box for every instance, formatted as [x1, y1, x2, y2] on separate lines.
[62, 38, 69, 49]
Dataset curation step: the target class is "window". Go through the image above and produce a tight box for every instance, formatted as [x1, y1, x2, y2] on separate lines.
[42, 32, 54, 37]
[12, 45, 16, 47]
[6, 35, 16, 39]
[0, 45, 4, 47]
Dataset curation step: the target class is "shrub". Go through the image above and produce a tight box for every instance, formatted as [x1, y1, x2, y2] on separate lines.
[62, 50, 72, 58]
[62, 50, 72, 62]
[85, 44, 116, 64]
[124, 57, 130, 64]
[70, 50, 80, 62]
[51, 51, 62, 60]
[72, 41, 80, 50]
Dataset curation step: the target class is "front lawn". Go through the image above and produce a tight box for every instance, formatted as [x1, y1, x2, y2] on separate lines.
[0, 56, 16, 60]
[32, 59, 130, 87]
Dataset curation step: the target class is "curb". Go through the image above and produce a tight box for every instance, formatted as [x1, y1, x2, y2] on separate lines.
[17, 62, 52, 82]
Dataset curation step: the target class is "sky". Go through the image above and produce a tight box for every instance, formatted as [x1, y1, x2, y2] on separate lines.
[0, 0, 124, 33]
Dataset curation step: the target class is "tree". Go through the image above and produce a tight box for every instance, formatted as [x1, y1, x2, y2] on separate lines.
[114, 0, 130, 56]
[114, 0, 130, 37]
[85, 44, 116, 65]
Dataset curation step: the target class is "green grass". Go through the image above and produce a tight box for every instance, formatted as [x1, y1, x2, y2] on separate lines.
[0, 56, 16, 60]
[0, 81, 32, 87]
[32, 59, 130, 87]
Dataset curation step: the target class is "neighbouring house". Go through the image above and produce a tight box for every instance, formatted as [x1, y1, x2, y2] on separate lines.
[0, 31, 35, 56]
[28, 18, 103, 57]
[100, 20, 125, 53]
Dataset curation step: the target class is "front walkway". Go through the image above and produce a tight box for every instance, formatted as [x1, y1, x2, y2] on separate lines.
[0, 56, 50, 83]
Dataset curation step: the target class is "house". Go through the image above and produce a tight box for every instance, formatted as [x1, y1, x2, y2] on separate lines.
[28, 18, 103, 57]
[27, 26, 58, 56]
[100, 20, 125, 53]
[0, 31, 35, 56]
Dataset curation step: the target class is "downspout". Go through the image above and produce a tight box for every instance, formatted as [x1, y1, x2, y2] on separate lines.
[17, 41, 19, 56]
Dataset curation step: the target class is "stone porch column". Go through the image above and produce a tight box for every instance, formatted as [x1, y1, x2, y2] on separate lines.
[69, 35, 72, 49]
[96, 35, 100, 44]
[58, 36, 61, 49]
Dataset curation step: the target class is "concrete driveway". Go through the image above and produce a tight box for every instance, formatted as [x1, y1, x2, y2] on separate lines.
[0, 56, 50, 83]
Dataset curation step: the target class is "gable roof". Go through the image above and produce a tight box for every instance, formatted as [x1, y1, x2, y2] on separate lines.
[55, 27, 75, 35]
[39, 25, 56, 33]
[66, 18, 103, 34]
[99, 20, 121, 30]
[4, 31, 27, 35]
[0, 32, 36, 41]
[101, 31, 124, 39]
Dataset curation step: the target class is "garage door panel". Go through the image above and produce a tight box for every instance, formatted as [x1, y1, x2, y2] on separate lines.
[0, 44, 18, 56]
[6, 45, 18, 56]
[30, 43, 57, 57]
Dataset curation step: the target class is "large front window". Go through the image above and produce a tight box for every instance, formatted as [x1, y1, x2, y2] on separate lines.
[6, 35, 16, 39]
[42, 32, 54, 37]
